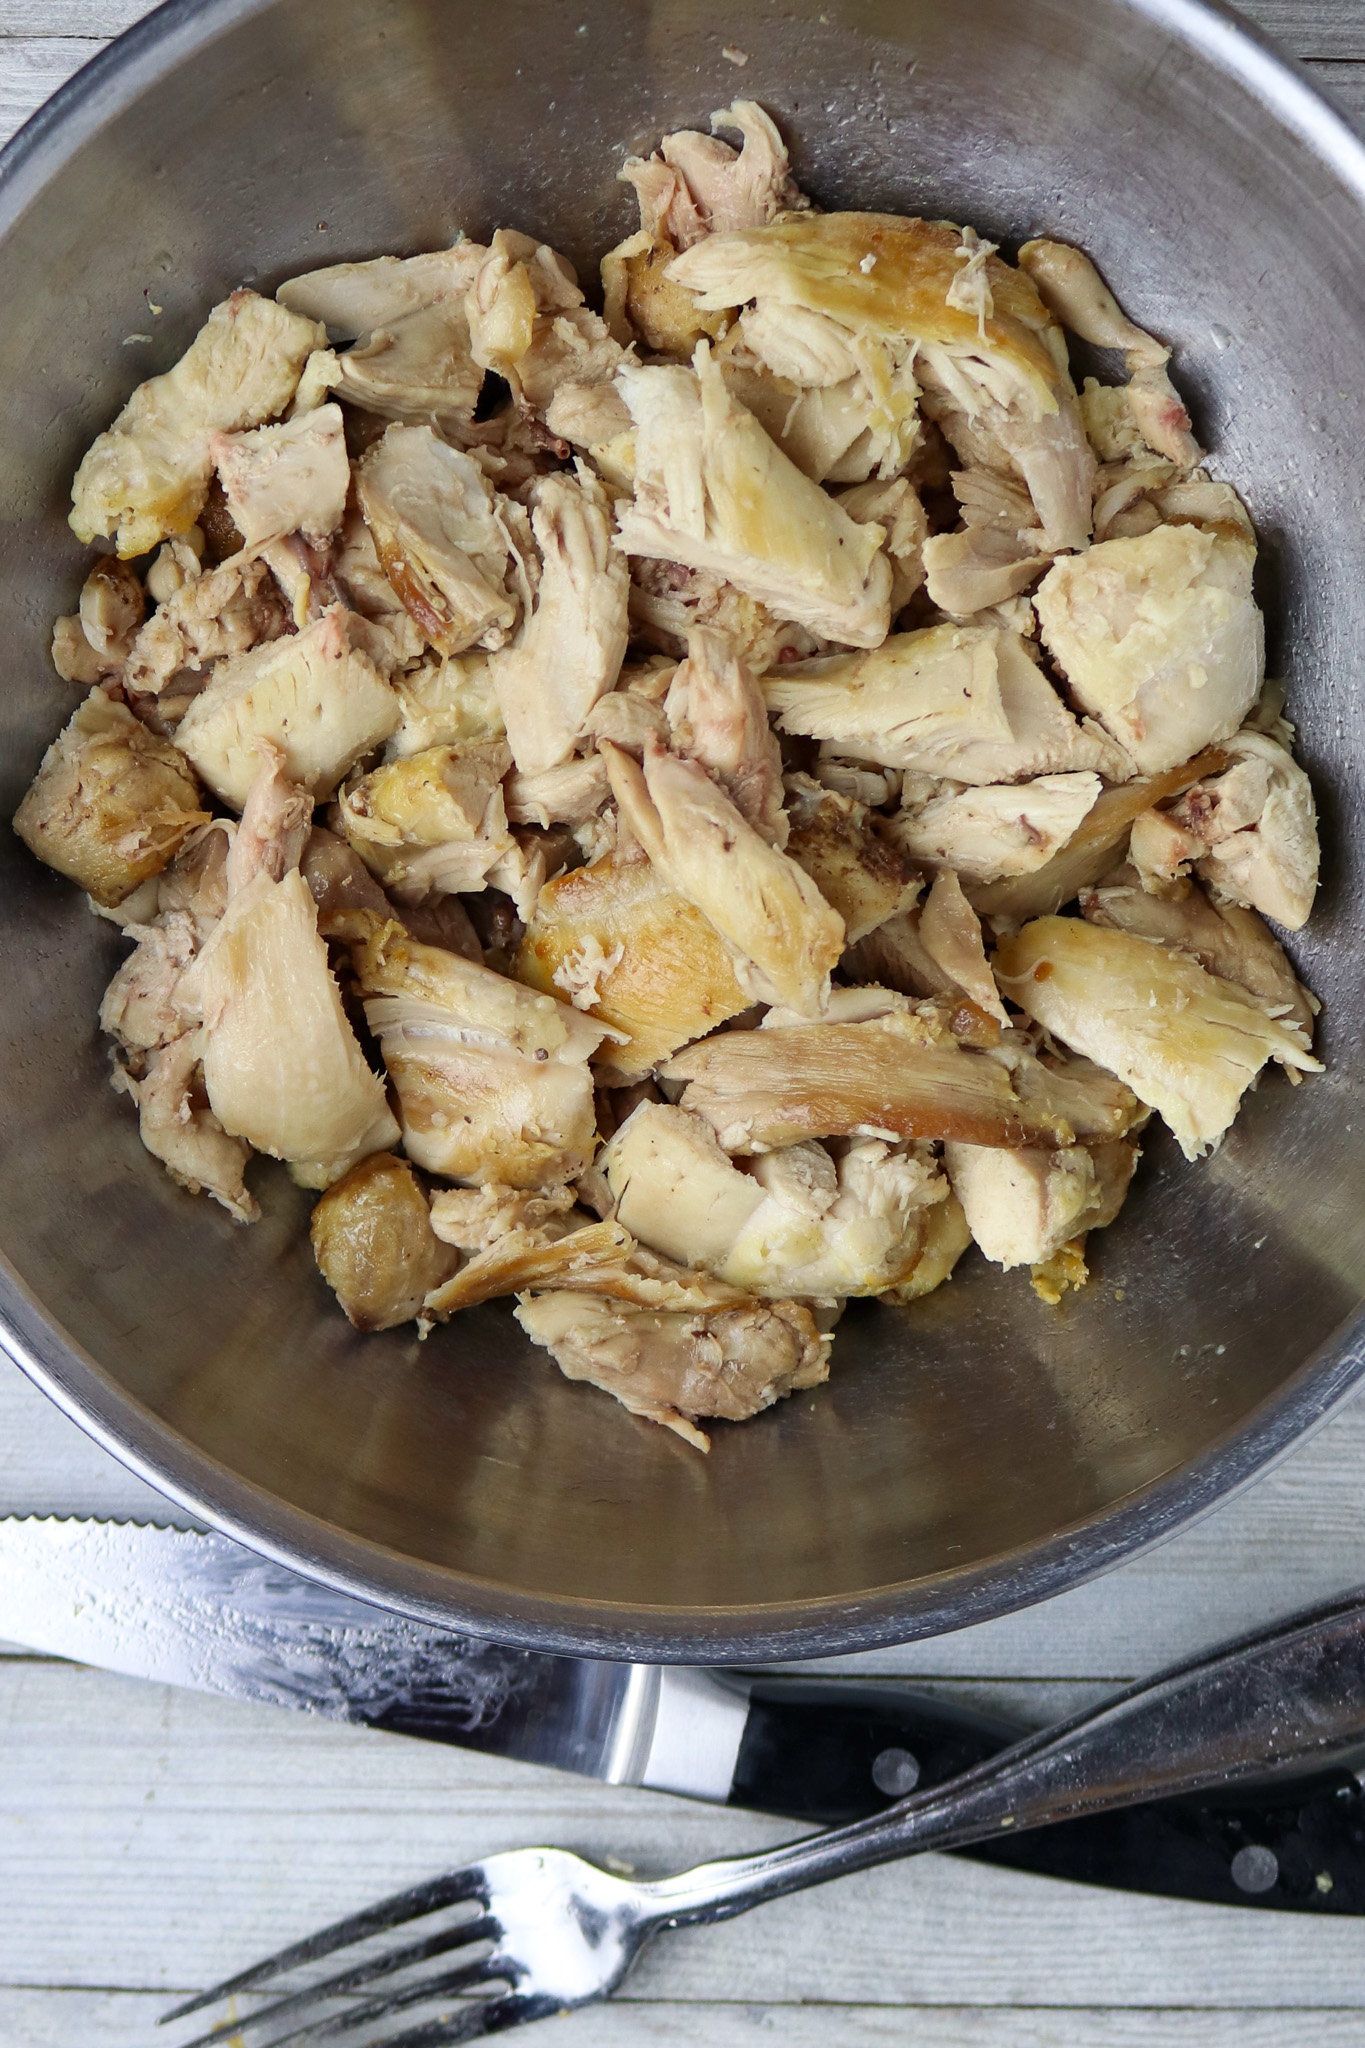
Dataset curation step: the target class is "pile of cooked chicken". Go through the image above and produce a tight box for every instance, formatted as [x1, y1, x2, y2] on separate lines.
[15, 103, 1321, 1450]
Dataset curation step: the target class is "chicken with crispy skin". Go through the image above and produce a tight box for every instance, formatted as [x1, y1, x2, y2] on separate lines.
[311, 1152, 458, 1332]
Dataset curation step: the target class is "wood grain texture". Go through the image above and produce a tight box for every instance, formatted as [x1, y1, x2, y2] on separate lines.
[4, 1, 1365, 2040]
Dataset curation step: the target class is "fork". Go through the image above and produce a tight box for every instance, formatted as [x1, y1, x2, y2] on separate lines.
[162, 1585, 1365, 2047]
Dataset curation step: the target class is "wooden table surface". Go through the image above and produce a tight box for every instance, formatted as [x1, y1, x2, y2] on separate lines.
[5, 3, 1365, 2042]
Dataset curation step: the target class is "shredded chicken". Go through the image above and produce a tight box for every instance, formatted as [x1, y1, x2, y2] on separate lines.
[514, 1289, 828, 1451]
[356, 424, 520, 656]
[210, 403, 350, 548]
[311, 1152, 458, 1332]
[174, 606, 400, 808]
[493, 468, 629, 775]
[995, 916, 1320, 1160]
[14, 688, 207, 907]
[1035, 524, 1263, 774]
[20, 104, 1328, 1449]
[71, 291, 325, 558]
[764, 625, 1133, 784]
[602, 737, 845, 1015]
[615, 345, 893, 647]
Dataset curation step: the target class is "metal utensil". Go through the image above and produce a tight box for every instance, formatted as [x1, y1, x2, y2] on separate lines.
[162, 1585, 1365, 2043]
[4, 0, 1365, 1659]
[10, 1516, 1365, 1916]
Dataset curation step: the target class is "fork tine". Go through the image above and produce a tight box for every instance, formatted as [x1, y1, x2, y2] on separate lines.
[176, 1916, 500, 2048]
[350, 1997, 536, 2048]
[259, 1955, 506, 2048]
[160, 1867, 491, 2024]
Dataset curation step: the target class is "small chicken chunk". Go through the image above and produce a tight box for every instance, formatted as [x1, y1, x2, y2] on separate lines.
[14, 688, 208, 907]
[112, 1026, 258, 1222]
[916, 870, 1009, 1025]
[277, 242, 489, 339]
[922, 468, 1055, 616]
[669, 212, 1095, 550]
[603, 738, 845, 1016]
[173, 607, 400, 808]
[664, 1011, 1067, 1153]
[783, 774, 912, 945]
[664, 626, 786, 847]
[493, 469, 629, 776]
[356, 425, 519, 656]
[70, 290, 325, 557]
[310, 1153, 458, 1332]
[1035, 524, 1263, 774]
[176, 867, 399, 1187]
[354, 918, 610, 1187]
[337, 740, 512, 901]
[1080, 868, 1317, 1039]
[994, 916, 1319, 1160]
[100, 911, 200, 1054]
[614, 345, 892, 648]
[945, 1140, 1101, 1270]
[514, 1289, 829, 1451]
[504, 756, 612, 830]
[465, 229, 623, 415]
[333, 298, 483, 429]
[516, 849, 752, 1078]
[386, 651, 506, 757]
[894, 773, 1102, 885]
[226, 742, 314, 896]
[124, 551, 291, 696]
[1129, 729, 1318, 930]
[209, 403, 350, 548]
[61, 557, 146, 680]
[764, 625, 1133, 784]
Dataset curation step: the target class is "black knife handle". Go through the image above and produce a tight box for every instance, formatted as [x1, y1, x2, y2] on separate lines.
[730, 1676, 1365, 1914]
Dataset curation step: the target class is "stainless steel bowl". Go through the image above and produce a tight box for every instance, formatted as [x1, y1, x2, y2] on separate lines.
[3, 0, 1364, 1661]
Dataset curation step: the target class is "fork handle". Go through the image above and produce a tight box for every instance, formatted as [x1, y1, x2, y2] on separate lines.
[645, 1588, 1365, 1926]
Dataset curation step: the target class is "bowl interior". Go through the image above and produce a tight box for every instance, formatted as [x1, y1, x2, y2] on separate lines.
[3, 0, 1365, 1656]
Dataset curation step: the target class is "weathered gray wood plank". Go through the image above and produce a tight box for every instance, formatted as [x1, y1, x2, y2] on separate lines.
[0, 39, 101, 145]
[1232, 0, 1365, 61]
[5, 1662, 1365, 2010]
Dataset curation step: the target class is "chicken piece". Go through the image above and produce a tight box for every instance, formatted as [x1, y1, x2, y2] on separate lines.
[840, 904, 1003, 1042]
[783, 773, 912, 945]
[299, 822, 393, 936]
[895, 773, 1102, 884]
[176, 868, 398, 1188]
[917, 870, 1009, 1026]
[504, 756, 611, 830]
[335, 299, 484, 430]
[216, 745, 311, 899]
[310, 1152, 458, 1332]
[354, 917, 609, 1187]
[1080, 380, 1151, 465]
[99, 910, 200, 1055]
[602, 738, 845, 1015]
[703, 356, 908, 489]
[604, 102, 808, 358]
[384, 651, 505, 757]
[835, 479, 929, 610]
[14, 687, 207, 907]
[465, 229, 624, 416]
[209, 403, 350, 549]
[945, 1140, 1103, 1270]
[1128, 730, 1318, 931]
[429, 1180, 577, 1252]
[355, 425, 518, 657]
[1035, 524, 1262, 775]
[664, 627, 786, 846]
[966, 748, 1228, 929]
[994, 916, 1320, 1160]
[51, 614, 110, 687]
[277, 241, 488, 338]
[614, 346, 892, 648]
[155, 818, 235, 937]
[514, 1288, 828, 1451]
[426, 1218, 624, 1313]
[814, 756, 901, 808]
[70, 291, 325, 558]
[922, 468, 1055, 616]
[992, 1037, 1146, 1143]
[330, 500, 426, 661]
[515, 849, 751, 1078]
[335, 741, 512, 900]
[664, 1010, 1067, 1153]
[544, 379, 634, 455]
[669, 212, 1095, 550]
[1080, 867, 1317, 1039]
[121, 550, 290, 699]
[74, 556, 146, 671]
[173, 607, 400, 808]
[112, 1027, 258, 1223]
[598, 1099, 950, 1299]
[887, 1191, 974, 1301]
[492, 469, 628, 777]
[764, 626, 1133, 784]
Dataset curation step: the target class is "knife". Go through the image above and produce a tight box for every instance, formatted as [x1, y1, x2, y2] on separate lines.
[3, 1516, 1362, 1914]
